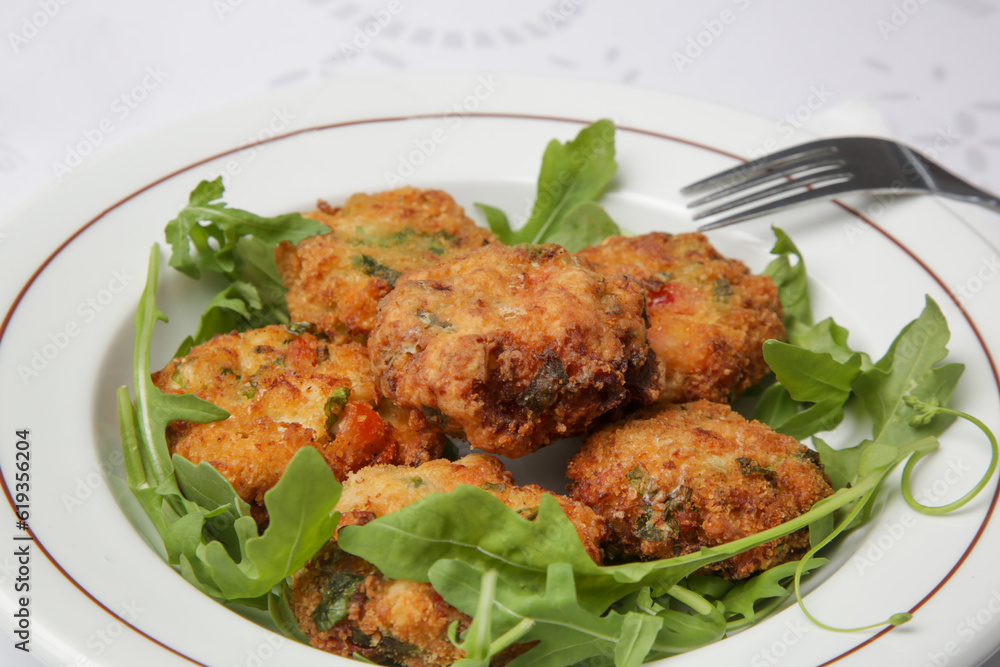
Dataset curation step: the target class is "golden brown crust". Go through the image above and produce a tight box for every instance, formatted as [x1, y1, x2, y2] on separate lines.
[575, 232, 785, 403]
[151, 325, 444, 514]
[291, 455, 605, 667]
[368, 243, 665, 458]
[334, 454, 606, 561]
[276, 187, 496, 339]
[292, 549, 470, 667]
[566, 400, 832, 579]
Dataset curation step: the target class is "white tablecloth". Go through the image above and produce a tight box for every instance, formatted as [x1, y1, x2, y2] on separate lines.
[2, 1, 999, 665]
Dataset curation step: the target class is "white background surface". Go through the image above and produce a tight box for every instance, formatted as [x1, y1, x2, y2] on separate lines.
[2, 1, 999, 666]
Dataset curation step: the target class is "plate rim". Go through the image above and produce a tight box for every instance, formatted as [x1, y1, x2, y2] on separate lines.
[1, 76, 998, 667]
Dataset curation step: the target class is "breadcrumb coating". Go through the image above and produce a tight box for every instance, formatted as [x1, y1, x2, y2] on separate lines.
[368, 242, 665, 458]
[567, 400, 832, 579]
[576, 232, 785, 403]
[291, 454, 605, 667]
[276, 187, 496, 339]
[151, 324, 444, 519]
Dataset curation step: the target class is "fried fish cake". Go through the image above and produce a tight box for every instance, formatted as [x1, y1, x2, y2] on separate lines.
[368, 243, 666, 458]
[291, 454, 606, 667]
[275, 187, 496, 339]
[567, 400, 832, 580]
[575, 232, 784, 403]
[151, 324, 444, 518]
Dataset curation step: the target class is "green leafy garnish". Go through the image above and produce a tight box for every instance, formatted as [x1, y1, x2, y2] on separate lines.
[435, 562, 667, 667]
[757, 229, 870, 439]
[719, 557, 828, 629]
[164, 177, 328, 355]
[477, 119, 621, 250]
[117, 246, 341, 608]
[338, 229, 998, 663]
[338, 482, 861, 664]
[116, 126, 999, 666]
[754, 230, 998, 631]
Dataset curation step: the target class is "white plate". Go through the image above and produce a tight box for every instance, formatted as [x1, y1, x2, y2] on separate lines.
[1, 73, 998, 667]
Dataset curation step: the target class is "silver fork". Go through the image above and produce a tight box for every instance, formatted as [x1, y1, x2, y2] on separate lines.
[682, 136, 1000, 231]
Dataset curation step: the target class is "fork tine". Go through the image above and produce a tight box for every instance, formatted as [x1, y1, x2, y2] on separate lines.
[696, 181, 857, 231]
[686, 158, 846, 208]
[691, 170, 853, 221]
[680, 142, 839, 195]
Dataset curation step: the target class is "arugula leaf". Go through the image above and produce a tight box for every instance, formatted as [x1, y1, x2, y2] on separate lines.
[117, 245, 341, 606]
[476, 120, 620, 248]
[338, 482, 869, 620]
[447, 570, 536, 667]
[269, 580, 312, 644]
[764, 226, 812, 333]
[116, 129, 1000, 666]
[119, 247, 230, 534]
[173, 455, 251, 559]
[174, 281, 263, 357]
[339, 289, 990, 650]
[752, 382, 800, 429]
[720, 557, 828, 626]
[543, 202, 621, 253]
[165, 177, 326, 279]
[476, 203, 515, 240]
[338, 488, 604, 605]
[431, 561, 666, 667]
[758, 339, 864, 439]
[755, 230, 868, 438]
[770, 298, 982, 632]
[801, 298, 962, 494]
[813, 437, 863, 492]
[763, 229, 864, 361]
[189, 447, 341, 600]
[852, 297, 962, 453]
[163, 178, 328, 351]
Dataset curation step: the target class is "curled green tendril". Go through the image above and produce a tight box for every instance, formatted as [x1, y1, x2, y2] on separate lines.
[793, 480, 912, 633]
[901, 399, 999, 515]
[789, 396, 998, 633]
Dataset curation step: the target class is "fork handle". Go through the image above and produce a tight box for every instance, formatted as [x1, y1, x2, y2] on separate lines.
[937, 190, 1000, 216]
[906, 150, 1000, 216]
